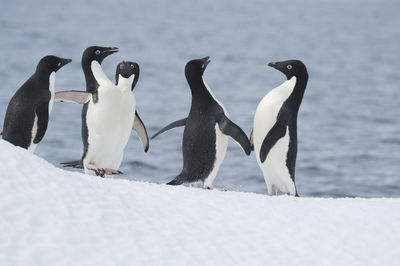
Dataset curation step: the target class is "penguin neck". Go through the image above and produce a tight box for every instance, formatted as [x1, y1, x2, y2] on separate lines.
[288, 73, 308, 110]
[34, 68, 53, 81]
[188, 77, 215, 107]
[82, 60, 102, 93]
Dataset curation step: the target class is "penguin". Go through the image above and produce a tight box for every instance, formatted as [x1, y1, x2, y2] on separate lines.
[60, 47, 148, 177]
[1, 55, 72, 153]
[151, 56, 251, 190]
[114, 61, 149, 154]
[251, 59, 308, 196]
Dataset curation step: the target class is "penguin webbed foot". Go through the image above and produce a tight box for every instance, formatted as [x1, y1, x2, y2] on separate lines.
[95, 168, 106, 177]
[206, 186, 227, 192]
[87, 164, 123, 177]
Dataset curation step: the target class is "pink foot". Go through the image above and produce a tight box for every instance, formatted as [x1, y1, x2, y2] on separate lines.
[87, 164, 123, 177]
[268, 184, 278, 196]
[207, 186, 227, 192]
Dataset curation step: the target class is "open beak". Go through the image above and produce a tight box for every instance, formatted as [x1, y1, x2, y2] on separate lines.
[203, 56, 211, 66]
[104, 47, 119, 54]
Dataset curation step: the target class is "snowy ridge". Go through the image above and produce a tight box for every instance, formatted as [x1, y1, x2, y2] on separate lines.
[0, 139, 399, 266]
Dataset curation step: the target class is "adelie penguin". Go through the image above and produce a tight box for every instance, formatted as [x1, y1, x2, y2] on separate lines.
[60, 46, 149, 177]
[1, 55, 72, 153]
[251, 59, 308, 196]
[152, 56, 251, 190]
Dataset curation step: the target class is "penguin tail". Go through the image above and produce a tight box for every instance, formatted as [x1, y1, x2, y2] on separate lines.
[61, 160, 84, 169]
[166, 174, 185, 186]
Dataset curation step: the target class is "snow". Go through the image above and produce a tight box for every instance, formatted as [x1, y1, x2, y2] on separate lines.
[0, 139, 399, 266]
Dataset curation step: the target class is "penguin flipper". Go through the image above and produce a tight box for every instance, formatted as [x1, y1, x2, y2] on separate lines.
[55, 90, 92, 104]
[151, 118, 187, 140]
[33, 101, 50, 144]
[217, 114, 251, 155]
[260, 120, 287, 163]
[133, 110, 149, 152]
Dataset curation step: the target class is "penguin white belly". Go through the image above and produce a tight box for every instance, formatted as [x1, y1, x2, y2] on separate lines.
[253, 77, 296, 194]
[111, 92, 136, 169]
[260, 128, 295, 194]
[28, 115, 38, 153]
[85, 86, 134, 170]
[203, 124, 228, 187]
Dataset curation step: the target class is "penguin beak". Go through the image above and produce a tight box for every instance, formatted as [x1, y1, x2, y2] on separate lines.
[203, 56, 211, 66]
[104, 47, 119, 54]
[268, 62, 277, 68]
[61, 58, 72, 66]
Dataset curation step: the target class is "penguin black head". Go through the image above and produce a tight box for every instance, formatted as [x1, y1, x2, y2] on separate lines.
[115, 61, 140, 90]
[268, 59, 308, 80]
[81, 46, 119, 66]
[36, 55, 72, 74]
[185, 56, 211, 83]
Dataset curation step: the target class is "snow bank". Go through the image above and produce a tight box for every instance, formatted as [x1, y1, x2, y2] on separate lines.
[0, 140, 399, 266]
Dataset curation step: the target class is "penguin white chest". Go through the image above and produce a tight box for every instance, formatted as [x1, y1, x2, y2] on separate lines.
[86, 86, 134, 167]
[253, 77, 296, 194]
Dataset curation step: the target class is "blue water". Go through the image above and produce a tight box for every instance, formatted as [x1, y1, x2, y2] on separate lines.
[1, 0, 399, 197]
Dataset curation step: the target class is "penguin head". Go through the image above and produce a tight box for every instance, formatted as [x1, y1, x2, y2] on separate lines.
[185, 56, 211, 83]
[115, 61, 140, 90]
[36, 55, 72, 74]
[268, 59, 308, 80]
[81, 46, 119, 66]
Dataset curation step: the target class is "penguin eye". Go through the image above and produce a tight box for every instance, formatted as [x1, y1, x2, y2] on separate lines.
[287, 65, 292, 70]
[130, 64, 134, 69]
[95, 50, 101, 55]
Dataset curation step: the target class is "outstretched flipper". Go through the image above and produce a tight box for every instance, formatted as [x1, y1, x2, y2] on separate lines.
[249, 129, 254, 151]
[55, 90, 92, 104]
[61, 160, 84, 169]
[260, 118, 287, 163]
[33, 101, 50, 144]
[217, 114, 251, 155]
[133, 111, 149, 152]
[151, 118, 187, 139]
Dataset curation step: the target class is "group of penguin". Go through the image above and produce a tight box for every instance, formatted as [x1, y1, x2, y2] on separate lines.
[1, 46, 308, 197]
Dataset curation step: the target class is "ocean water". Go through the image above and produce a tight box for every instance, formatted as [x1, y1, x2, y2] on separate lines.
[1, 0, 399, 197]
